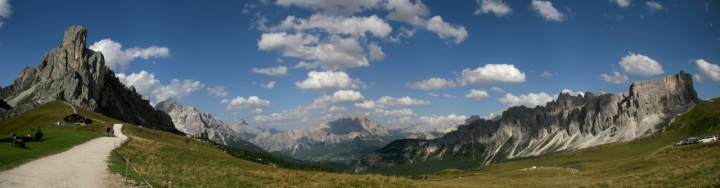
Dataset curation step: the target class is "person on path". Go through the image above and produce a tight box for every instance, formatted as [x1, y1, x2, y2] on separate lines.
[105, 127, 110, 137]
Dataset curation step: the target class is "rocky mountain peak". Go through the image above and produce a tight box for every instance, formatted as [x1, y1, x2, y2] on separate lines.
[324, 113, 388, 136]
[60, 26, 88, 61]
[155, 98, 182, 113]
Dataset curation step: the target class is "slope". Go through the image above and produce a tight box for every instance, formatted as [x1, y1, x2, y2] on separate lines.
[432, 97, 720, 187]
[110, 124, 446, 187]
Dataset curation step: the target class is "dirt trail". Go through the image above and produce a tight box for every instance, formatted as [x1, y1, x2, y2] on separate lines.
[0, 124, 129, 188]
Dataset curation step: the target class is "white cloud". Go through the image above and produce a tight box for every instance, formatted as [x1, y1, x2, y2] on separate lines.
[117, 71, 204, 102]
[226, 96, 271, 110]
[265, 14, 392, 38]
[326, 106, 348, 113]
[258, 32, 370, 70]
[207, 86, 228, 97]
[646, 1, 663, 14]
[377, 96, 430, 106]
[375, 109, 417, 117]
[295, 71, 366, 90]
[252, 107, 311, 127]
[498, 92, 554, 107]
[618, 52, 664, 76]
[294, 61, 321, 69]
[0, 0, 11, 28]
[539, 71, 554, 77]
[260, 81, 276, 89]
[610, 0, 631, 8]
[384, 0, 429, 23]
[354, 100, 378, 109]
[601, 71, 629, 84]
[89, 39, 170, 72]
[442, 94, 456, 98]
[331, 90, 365, 103]
[275, 0, 381, 16]
[406, 77, 457, 90]
[427, 92, 439, 97]
[242, 3, 257, 14]
[418, 114, 468, 129]
[367, 42, 386, 61]
[531, 0, 565, 21]
[694, 59, 720, 83]
[460, 64, 526, 85]
[250, 108, 264, 114]
[464, 89, 490, 100]
[475, 0, 512, 17]
[252, 66, 288, 76]
[220, 99, 230, 104]
[490, 86, 505, 93]
[425, 16, 469, 44]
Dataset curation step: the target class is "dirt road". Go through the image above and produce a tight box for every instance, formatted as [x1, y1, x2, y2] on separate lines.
[0, 124, 129, 188]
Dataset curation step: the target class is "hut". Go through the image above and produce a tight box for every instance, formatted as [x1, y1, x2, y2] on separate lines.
[63, 114, 92, 125]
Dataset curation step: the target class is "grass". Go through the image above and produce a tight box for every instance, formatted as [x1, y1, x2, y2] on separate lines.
[429, 98, 720, 187]
[110, 124, 448, 187]
[0, 101, 119, 170]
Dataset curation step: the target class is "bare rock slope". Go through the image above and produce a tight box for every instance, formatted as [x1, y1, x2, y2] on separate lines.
[354, 71, 700, 173]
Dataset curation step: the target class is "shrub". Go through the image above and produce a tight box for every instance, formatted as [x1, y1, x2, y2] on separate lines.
[35, 127, 43, 140]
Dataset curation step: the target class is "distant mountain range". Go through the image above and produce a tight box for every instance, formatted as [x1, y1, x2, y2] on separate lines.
[0, 26, 179, 133]
[353, 71, 701, 174]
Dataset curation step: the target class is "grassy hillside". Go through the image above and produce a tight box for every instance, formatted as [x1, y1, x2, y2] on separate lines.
[430, 98, 720, 187]
[0, 101, 113, 170]
[111, 124, 445, 187]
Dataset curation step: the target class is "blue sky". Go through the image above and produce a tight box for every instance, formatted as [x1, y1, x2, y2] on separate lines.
[1, 0, 719, 130]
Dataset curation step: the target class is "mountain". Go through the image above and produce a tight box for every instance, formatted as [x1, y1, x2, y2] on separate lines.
[354, 71, 700, 174]
[155, 99, 264, 152]
[244, 114, 393, 166]
[0, 26, 179, 134]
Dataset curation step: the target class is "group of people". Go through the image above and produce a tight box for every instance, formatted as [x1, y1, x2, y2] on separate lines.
[106, 127, 114, 137]
[11, 132, 31, 148]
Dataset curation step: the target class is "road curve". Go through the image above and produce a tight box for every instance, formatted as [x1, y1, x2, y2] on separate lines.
[0, 124, 128, 188]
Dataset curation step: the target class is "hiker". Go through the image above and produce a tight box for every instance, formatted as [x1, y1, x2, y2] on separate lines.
[110, 128, 114, 136]
[106, 127, 110, 137]
[11, 134, 16, 146]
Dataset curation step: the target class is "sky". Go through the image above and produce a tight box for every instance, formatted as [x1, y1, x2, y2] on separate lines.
[0, 0, 719, 131]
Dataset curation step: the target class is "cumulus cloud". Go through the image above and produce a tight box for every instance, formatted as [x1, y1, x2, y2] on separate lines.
[384, 0, 430, 23]
[265, 14, 392, 38]
[252, 66, 288, 76]
[220, 99, 230, 104]
[464, 89, 490, 100]
[89, 39, 170, 72]
[375, 109, 417, 117]
[425, 16, 469, 44]
[331, 90, 365, 103]
[207, 86, 228, 97]
[260, 81, 276, 89]
[275, 0, 381, 16]
[406, 78, 457, 90]
[601, 71, 629, 84]
[367, 42, 386, 61]
[460, 64, 526, 85]
[619, 52, 664, 76]
[258, 32, 370, 70]
[531, 0, 565, 21]
[490, 86, 505, 93]
[611, 0, 631, 8]
[694, 59, 720, 83]
[226, 96, 271, 110]
[295, 71, 366, 90]
[250, 108, 264, 114]
[0, 0, 11, 28]
[117, 71, 204, 102]
[498, 92, 554, 107]
[475, 0, 512, 17]
[646, 1, 663, 14]
[354, 96, 429, 109]
[427, 92, 439, 97]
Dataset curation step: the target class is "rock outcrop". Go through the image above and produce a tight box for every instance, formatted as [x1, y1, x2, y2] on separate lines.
[0, 26, 179, 133]
[354, 71, 700, 173]
[155, 99, 265, 152]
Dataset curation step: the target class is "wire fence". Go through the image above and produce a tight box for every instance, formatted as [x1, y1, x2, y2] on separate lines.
[113, 138, 154, 188]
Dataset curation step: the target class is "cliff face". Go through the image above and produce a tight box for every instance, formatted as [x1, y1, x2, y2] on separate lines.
[0, 26, 179, 133]
[354, 71, 700, 173]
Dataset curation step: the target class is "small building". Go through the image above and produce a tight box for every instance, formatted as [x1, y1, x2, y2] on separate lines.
[63, 114, 92, 125]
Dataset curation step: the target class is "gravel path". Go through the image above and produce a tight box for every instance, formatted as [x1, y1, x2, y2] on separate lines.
[0, 124, 129, 188]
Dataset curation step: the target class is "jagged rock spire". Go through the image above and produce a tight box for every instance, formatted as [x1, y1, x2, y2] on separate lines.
[60, 26, 88, 62]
